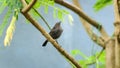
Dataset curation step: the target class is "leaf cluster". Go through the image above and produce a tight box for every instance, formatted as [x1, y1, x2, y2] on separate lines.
[71, 49, 105, 68]
[0, 0, 71, 46]
[27, 0, 69, 21]
[0, 0, 22, 37]
[0, 0, 21, 46]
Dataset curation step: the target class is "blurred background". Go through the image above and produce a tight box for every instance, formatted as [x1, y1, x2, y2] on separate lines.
[0, 0, 114, 68]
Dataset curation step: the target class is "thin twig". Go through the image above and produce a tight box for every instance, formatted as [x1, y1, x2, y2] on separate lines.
[25, 0, 51, 30]
[33, 8, 51, 30]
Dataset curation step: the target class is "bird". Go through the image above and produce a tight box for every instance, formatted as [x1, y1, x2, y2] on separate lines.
[42, 21, 63, 47]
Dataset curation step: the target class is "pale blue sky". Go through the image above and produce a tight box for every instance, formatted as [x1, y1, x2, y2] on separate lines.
[0, 0, 114, 68]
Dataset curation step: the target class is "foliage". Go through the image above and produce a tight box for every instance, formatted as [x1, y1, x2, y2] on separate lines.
[0, 0, 22, 46]
[0, 0, 71, 46]
[94, 0, 112, 11]
[0, 9, 11, 36]
[27, 0, 70, 21]
[0, 0, 22, 36]
[71, 49, 105, 68]
[4, 9, 19, 46]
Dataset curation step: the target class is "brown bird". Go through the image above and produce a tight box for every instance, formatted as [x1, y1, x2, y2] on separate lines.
[42, 21, 63, 47]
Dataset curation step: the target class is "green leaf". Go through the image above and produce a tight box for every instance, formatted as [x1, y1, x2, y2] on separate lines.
[4, 9, 18, 46]
[62, 9, 69, 14]
[48, 0, 54, 6]
[44, 5, 48, 13]
[99, 63, 105, 68]
[57, 10, 63, 21]
[98, 51, 105, 63]
[34, 1, 41, 9]
[71, 49, 105, 68]
[0, 0, 7, 14]
[29, 9, 40, 21]
[0, 0, 22, 37]
[78, 60, 88, 68]
[71, 49, 88, 59]
[68, 14, 74, 25]
[37, 0, 69, 22]
[0, 9, 12, 36]
[94, 0, 112, 11]
[71, 50, 80, 56]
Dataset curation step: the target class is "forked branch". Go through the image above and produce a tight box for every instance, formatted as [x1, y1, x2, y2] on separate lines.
[21, 0, 37, 13]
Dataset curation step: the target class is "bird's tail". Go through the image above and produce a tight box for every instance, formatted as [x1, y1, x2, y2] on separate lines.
[42, 40, 48, 47]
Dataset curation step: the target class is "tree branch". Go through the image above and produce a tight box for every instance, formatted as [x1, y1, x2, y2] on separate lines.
[113, 0, 120, 36]
[113, 0, 120, 68]
[106, 39, 115, 68]
[55, 0, 99, 28]
[23, 12, 82, 68]
[20, 0, 82, 68]
[54, 0, 109, 41]
[72, 0, 105, 47]
[21, 0, 37, 13]
[72, 0, 106, 66]
[25, 0, 51, 30]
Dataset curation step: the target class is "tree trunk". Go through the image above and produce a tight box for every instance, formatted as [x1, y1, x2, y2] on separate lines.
[106, 39, 115, 68]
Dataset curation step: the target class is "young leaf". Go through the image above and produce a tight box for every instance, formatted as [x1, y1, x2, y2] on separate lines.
[71, 49, 88, 59]
[94, 0, 112, 11]
[57, 10, 63, 21]
[68, 14, 74, 25]
[4, 9, 18, 46]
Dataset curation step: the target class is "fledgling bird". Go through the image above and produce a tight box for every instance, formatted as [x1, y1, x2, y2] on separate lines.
[42, 21, 63, 47]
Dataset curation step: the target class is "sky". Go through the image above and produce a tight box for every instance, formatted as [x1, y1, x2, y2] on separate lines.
[0, 0, 114, 68]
